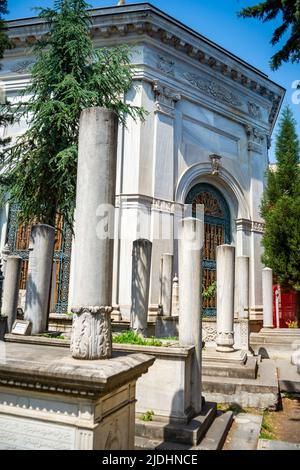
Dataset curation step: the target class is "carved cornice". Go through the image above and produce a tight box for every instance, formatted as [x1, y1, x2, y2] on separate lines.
[5, 5, 284, 129]
[251, 221, 265, 234]
[236, 218, 265, 233]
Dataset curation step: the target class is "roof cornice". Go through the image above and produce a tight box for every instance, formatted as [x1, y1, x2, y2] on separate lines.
[5, 2, 285, 130]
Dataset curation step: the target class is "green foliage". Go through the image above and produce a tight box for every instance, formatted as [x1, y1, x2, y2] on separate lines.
[0, 0, 12, 153]
[238, 0, 300, 70]
[261, 107, 300, 292]
[0, 0, 8, 61]
[202, 281, 217, 300]
[140, 410, 154, 422]
[260, 412, 276, 440]
[1, 0, 146, 226]
[112, 331, 162, 347]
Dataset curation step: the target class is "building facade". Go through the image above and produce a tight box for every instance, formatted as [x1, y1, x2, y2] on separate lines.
[0, 4, 285, 321]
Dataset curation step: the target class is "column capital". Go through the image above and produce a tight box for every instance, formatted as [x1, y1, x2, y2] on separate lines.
[153, 80, 181, 117]
[244, 124, 266, 155]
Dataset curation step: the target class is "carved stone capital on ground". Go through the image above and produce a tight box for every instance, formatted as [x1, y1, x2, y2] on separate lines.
[70, 306, 112, 360]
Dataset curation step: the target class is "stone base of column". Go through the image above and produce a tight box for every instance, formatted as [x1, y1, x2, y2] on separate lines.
[216, 331, 235, 353]
[71, 307, 112, 360]
[239, 319, 253, 355]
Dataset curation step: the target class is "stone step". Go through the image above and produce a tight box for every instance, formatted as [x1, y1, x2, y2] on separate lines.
[275, 358, 300, 393]
[202, 356, 258, 379]
[196, 411, 233, 450]
[258, 439, 300, 450]
[202, 359, 279, 410]
[135, 411, 233, 451]
[135, 401, 217, 447]
[224, 413, 263, 450]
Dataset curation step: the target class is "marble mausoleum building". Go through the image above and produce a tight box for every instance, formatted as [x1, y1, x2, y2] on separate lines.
[0, 3, 285, 325]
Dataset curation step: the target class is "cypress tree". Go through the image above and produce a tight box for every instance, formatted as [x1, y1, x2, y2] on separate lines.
[261, 106, 300, 321]
[1, 0, 146, 226]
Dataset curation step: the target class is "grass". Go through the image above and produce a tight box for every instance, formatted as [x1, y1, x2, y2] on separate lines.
[140, 410, 155, 422]
[217, 403, 250, 414]
[260, 412, 276, 440]
[112, 331, 163, 347]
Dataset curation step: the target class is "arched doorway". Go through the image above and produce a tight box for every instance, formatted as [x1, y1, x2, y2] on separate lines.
[186, 183, 231, 317]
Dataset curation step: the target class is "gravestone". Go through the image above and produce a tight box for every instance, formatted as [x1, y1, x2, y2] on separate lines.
[130, 239, 152, 336]
[1, 255, 22, 332]
[178, 215, 204, 415]
[24, 225, 55, 334]
[216, 245, 235, 353]
[71, 107, 118, 359]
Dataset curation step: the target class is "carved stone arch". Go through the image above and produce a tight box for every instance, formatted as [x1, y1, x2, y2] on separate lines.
[175, 162, 250, 225]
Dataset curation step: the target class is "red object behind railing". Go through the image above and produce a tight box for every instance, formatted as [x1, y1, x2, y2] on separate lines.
[273, 284, 297, 328]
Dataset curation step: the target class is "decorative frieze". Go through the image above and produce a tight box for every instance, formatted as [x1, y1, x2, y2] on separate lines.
[183, 72, 242, 108]
[251, 221, 265, 234]
[10, 59, 34, 74]
[236, 218, 265, 234]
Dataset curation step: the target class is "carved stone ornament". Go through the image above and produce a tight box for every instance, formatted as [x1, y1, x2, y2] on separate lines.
[183, 72, 242, 108]
[248, 101, 262, 120]
[157, 54, 175, 76]
[202, 325, 217, 342]
[70, 306, 112, 360]
[209, 153, 222, 176]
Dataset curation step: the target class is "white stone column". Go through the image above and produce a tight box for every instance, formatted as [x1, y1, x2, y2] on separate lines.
[130, 239, 152, 336]
[236, 256, 250, 352]
[1, 243, 10, 277]
[262, 267, 273, 328]
[216, 245, 235, 353]
[71, 107, 118, 360]
[2, 256, 22, 332]
[178, 215, 204, 415]
[171, 274, 179, 317]
[160, 253, 173, 316]
[24, 224, 56, 334]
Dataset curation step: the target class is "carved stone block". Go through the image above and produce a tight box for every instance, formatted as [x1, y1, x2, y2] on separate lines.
[70, 307, 112, 360]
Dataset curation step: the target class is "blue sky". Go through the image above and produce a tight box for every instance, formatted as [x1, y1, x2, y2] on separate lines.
[5, 0, 300, 162]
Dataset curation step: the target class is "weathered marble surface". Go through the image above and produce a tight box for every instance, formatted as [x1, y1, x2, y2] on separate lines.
[0, 342, 154, 450]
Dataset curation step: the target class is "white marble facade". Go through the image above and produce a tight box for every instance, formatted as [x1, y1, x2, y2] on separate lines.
[0, 4, 284, 320]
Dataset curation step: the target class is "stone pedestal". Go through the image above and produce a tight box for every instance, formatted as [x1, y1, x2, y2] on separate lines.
[262, 267, 273, 328]
[216, 245, 235, 353]
[0, 341, 154, 450]
[1, 256, 22, 332]
[71, 107, 118, 359]
[24, 225, 55, 334]
[178, 216, 204, 415]
[130, 239, 152, 336]
[159, 253, 173, 316]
